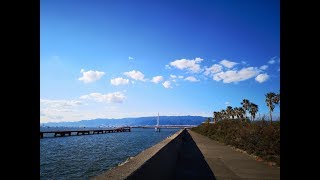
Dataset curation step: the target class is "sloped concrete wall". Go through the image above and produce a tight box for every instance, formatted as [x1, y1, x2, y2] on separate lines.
[92, 129, 186, 180]
[125, 129, 186, 180]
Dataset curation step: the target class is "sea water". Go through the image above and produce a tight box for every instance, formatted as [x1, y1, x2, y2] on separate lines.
[40, 127, 180, 179]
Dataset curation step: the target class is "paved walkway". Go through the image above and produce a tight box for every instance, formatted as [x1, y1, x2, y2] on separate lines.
[188, 129, 280, 180]
[174, 129, 215, 179]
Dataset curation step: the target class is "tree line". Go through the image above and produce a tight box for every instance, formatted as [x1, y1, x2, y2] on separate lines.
[211, 92, 280, 123]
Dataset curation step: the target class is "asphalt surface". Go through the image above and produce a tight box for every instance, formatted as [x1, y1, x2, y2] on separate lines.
[174, 129, 215, 179]
[188, 129, 280, 180]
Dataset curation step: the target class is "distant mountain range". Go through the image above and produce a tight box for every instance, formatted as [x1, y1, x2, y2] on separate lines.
[41, 116, 208, 127]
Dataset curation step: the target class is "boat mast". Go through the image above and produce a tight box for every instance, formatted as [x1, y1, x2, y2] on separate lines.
[157, 112, 159, 126]
[155, 112, 160, 132]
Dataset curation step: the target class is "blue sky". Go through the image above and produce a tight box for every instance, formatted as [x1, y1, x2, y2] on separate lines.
[40, 0, 280, 123]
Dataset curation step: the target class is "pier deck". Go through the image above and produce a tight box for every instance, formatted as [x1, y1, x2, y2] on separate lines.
[40, 127, 131, 138]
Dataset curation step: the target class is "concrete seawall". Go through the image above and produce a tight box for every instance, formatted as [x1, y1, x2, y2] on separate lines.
[93, 129, 279, 180]
[92, 129, 187, 180]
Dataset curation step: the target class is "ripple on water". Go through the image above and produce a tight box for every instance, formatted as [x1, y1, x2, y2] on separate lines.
[40, 128, 180, 179]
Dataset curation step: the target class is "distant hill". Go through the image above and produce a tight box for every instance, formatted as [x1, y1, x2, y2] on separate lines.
[41, 116, 208, 127]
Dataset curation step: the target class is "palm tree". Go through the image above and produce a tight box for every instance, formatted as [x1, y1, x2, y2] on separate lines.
[213, 111, 218, 123]
[249, 103, 259, 121]
[241, 99, 250, 118]
[234, 107, 245, 120]
[274, 93, 280, 106]
[231, 108, 236, 119]
[206, 117, 211, 124]
[216, 112, 222, 122]
[273, 92, 280, 120]
[265, 92, 276, 122]
[239, 107, 245, 120]
[226, 106, 234, 119]
[221, 110, 227, 120]
[234, 107, 240, 119]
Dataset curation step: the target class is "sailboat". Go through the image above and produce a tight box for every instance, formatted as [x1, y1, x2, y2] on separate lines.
[155, 113, 160, 132]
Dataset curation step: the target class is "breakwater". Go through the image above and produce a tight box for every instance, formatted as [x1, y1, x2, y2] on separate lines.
[93, 128, 214, 179]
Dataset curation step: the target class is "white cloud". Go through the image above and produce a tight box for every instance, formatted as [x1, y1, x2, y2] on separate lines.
[80, 92, 126, 103]
[110, 77, 129, 86]
[128, 56, 134, 60]
[219, 59, 238, 68]
[268, 59, 276, 64]
[151, 76, 164, 83]
[162, 81, 172, 88]
[123, 70, 145, 81]
[169, 57, 203, 73]
[40, 99, 84, 122]
[165, 65, 171, 69]
[204, 64, 223, 76]
[178, 75, 184, 79]
[241, 61, 247, 64]
[259, 65, 268, 70]
[78, 69, 105, 83]
[170, 75, 177, 78]
[268, 56, 278, 64]
[195, 57, 203, 61]
[225, 102, 230, 106]
[41, 99, 83, 109]
[184, 76, 199, 82]
[40, 99, 216, 123]
[255, 73, 269, 83]
[213, 67, 260, 83]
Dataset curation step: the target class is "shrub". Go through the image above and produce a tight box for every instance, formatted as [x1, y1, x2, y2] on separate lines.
[191, 119, 280, 165]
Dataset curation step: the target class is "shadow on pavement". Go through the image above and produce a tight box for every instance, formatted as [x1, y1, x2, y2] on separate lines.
[126, 129, 215, 180]
[174, 130, 216, 180]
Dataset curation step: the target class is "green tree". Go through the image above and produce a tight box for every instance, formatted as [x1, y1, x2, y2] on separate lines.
[274, 93, 280, 106]
[213, 111, 218, 123]
[205, 117, 211, 124]
[265, 92, 276, 122]
[226, 106, 235, 119]
[217, 112, 222, 121]
[234, 107, 240, 119]
[221, 110, 227, 120]
[241, 99, 250, 118]
[249, 103, 259, 121]
[238, 107, 245, 120]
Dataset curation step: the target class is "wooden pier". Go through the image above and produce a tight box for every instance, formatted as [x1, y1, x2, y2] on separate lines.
[40, 127, 131, 138]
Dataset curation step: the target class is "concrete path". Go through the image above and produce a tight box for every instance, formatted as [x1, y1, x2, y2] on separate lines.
[174, 129, 215, 179]
[188, 130, 280, 180]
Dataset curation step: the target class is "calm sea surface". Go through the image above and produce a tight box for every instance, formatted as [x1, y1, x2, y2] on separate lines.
[40, 127, 181, 179]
